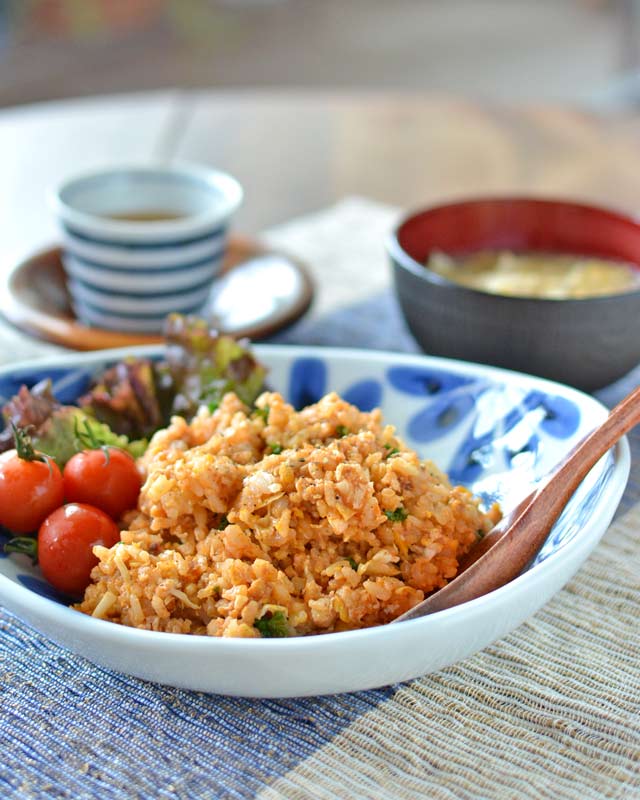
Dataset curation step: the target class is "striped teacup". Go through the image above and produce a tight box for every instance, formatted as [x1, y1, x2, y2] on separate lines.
[51, 164, 243, 333]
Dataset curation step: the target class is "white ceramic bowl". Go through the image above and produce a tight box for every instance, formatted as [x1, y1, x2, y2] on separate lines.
[0, 346, 629, 697]
[51, 164, 243, 332]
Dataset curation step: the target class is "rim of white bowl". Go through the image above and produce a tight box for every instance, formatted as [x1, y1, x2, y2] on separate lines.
[50, 162, 243, 242]
[0, 344, 630, 653]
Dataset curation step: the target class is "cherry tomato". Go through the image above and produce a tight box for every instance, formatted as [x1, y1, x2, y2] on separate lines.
[63, 447, 141, 520]
[0, 449, 64, 533]
[38, 503, 120, 597]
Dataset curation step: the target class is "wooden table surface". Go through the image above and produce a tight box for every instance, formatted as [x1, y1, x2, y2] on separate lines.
[3, 89, 640, 302]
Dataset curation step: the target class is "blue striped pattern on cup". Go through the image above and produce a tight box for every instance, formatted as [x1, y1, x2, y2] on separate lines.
[61, 226, 227, 332]
[52, 165, 243, 333]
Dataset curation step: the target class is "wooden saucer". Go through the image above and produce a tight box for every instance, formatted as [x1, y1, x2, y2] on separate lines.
[2, 237, 314, 350]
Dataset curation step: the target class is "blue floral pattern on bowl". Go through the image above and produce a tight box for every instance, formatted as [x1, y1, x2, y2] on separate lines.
[0, 346, 617, 607]
[289, 357, 383, 412]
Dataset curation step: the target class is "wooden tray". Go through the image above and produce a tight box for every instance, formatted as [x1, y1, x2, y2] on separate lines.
[2, 237, 314, 350]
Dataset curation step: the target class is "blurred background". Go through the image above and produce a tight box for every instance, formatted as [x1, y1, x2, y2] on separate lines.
[4, 1, 640, 362]
[2, 0, 640, 110]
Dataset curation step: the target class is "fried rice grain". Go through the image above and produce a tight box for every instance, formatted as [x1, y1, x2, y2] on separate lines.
[76, 391, 500, 636]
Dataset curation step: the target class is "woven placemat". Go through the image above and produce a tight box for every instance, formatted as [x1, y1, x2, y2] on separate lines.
[0, 198, 639, 800]
[260, 501, 640, 800]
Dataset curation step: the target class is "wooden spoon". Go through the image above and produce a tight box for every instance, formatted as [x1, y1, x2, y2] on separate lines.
[392, 383, 640, 623]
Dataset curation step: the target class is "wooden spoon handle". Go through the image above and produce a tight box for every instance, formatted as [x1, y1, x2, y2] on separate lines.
[394, 383, 640, 621]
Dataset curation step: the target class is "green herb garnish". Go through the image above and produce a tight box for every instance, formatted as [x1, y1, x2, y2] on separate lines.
[4, 536, 38, 564]
[384, 507, 409, 523]
[475, 529, 485, 541]
[347, 557, 358, 570]
[254, 610, 289, 638]
[268, 443, 283, 455]
[336, 425, 349, 438]
[254, 405, 269, 423]
[217, 515, 229, 531]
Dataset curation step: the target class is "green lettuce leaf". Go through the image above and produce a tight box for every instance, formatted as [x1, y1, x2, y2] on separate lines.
[33, 408, 146, 468]
[163, 314, 267, 417]
[78, 358, 163, 440]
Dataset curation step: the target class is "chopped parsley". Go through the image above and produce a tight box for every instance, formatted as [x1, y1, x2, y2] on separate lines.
[3, 536, 38, 564]
[384, 443, 400, 457]
[216, 515, 229, 530]
[254, 405, 269, 423]
[207, 401, 219, 413]
[336, 425, 349, 438]
[268, 443, 283, 455]
[347, 557, 358, 570]
[384, 507, 409, 523]
[254, 610, 289, 638]
[212, 585, 222, 600]
[475, 529, 485, 541]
